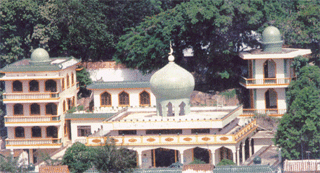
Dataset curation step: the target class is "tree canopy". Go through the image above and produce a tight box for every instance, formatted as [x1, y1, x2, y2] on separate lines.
[275, 64, 320, 160]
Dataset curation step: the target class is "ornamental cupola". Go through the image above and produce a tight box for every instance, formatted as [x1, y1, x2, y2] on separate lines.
[30, 48, 51, 65]
[260, 26, 283, 53]
[150, 44, 195, 117]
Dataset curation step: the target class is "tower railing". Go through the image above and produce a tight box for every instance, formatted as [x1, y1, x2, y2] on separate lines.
[240, 76, 291, 86]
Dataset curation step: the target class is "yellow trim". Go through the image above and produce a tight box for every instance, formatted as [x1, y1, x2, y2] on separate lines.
[153, 149, 156, 167]
[66, 74, 70, 88]
[4, 98, 59, 101]
[88, 87, 150, 90]
[6, 144, 62, 147]
[76, 67, 84, 71]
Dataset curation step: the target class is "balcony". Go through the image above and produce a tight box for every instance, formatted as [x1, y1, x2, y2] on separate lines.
[3, 92, 59, 102]
[86, 120, 257, 146]
[240, 77, 291, 88]
[241, 109, 286, 117]
[4, 115, 61, 126]
[5, 138, 62, 149]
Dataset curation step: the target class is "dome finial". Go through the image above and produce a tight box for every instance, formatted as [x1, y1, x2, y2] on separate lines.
[168, 41, 175, 62]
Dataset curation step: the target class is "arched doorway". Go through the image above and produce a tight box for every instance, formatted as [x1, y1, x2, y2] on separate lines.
[218, 147, 233, 163]
[264, 60, 276, 78]
[153, 148, 178, 167]
[265, 89, 277, 109]
[193, 147, 210, 163]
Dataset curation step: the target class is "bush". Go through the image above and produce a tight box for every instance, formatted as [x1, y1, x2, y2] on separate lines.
[189, 158, 206, 164]
[217, 159, 235, 166]
[62, 142, 92, 173]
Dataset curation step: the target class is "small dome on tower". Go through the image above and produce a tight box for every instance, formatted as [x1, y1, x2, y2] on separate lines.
[30, 48, 50, 65]
[260, 26, 283, 53]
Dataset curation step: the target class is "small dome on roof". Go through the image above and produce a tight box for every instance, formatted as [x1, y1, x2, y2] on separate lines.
[260, 26, 283, 53]
[30, 48, 50, 64]
[262, 26, 282, 43]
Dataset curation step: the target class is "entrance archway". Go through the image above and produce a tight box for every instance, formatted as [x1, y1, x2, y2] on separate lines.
[193, 147, 210, 163]
[153, 148, 179, 167]
[265, 89, 277, 109]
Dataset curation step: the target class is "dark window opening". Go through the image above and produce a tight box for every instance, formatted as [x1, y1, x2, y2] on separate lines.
[32, 126, 41, 137]
[15, 127, 24, 138]
[118, 130, 137, 135]
[46, 103, 57, 115]
[191, 129, 210, 134]
[29, 80, 39, 91]
[45, 80, 57, 92]
[13, 80, 22, 92]
[30, 103, 40, 115]
[101, 92, 111, 106]
[77, 126, 91, 137]
[14, 104, 23, 115]
[47, 126, 58, 138]
[140, 91, 150, 106]
[119, 91, 129, 105]
[146, 129, 182, 135]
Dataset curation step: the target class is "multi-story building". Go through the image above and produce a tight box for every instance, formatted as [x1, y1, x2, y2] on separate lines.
[239, 26, 311, 117]
[0, 48, 80, 164]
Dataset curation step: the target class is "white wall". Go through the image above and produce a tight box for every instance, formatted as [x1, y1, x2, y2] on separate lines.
[88, 68, 154, 82]
[253, 138, 273, 153]
[70, 119, 105, 143]
[255, 88, 286, 110]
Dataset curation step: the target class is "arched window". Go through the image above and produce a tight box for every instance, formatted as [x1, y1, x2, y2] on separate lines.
[119, 91, 129, 106]
[62, 78, 65, 90]
[15, 127, 24, 138]
[13, 80, 22, 92]
[71, 73, 74, 85]
[264, 59, 276, 78]
[29, 80, 39, 92]
[179, 102, 186, 115]
[47, 126, 58, 138]
[45, 80, 57, 92]
[265, 89, 278, 109]
[14, 104, 23, 115]
[32, 126, 41, 137]
[30, 103, 40, 115]
[167, 102, 173, 116]
[66, 74, 70, 88]
[140, 91, 150, 106]
[101, 92, 111, 106]
[46, 103, 57, 115]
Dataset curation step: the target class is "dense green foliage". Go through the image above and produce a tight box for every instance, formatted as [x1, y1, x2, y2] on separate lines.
[275, 65, 320, 160]
[217, 159, 236, 166]
[91, 139, 136, 173]
[0, 155, 25, 173]
[62, 142, 93, 173]
[76, 67, 92, 97]
[188, 158, 206, 165]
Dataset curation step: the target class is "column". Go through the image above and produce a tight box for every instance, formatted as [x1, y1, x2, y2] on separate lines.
[237, 148, 240, 166]
[179, 150, 184, 164]
[233, 150, 237, 165]
[137, 150, 142, 168]
[29, 149, 34, 164]
[242, 143, 245, 164]
[174, 104, 179, 117]
[211, 150, 216, 165]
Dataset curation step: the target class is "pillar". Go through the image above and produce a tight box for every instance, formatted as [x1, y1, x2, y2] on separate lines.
[233, 149, 237, 165]
[242, 143, 245, 164]
[29, 149, 34, 164]
[249, 138, 252, 157]
[211, 150, 216, 165]
[174, 104, 179, 117]
[137, 150, 142, 168]
[237, 148, 240, 166]
[179, 150, 184, 164]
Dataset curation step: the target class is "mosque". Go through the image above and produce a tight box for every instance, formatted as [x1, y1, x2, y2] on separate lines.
[0, 26, 311, 168]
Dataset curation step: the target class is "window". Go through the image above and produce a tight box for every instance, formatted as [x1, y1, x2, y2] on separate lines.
[140, 91, 150, 106]
[63, 100, 66, 112]
[15, 127, 24, 138]
[13, 80, 22, 92]
[29, 80, 39, 92]
[47, 126, 58, 138]
[32, 126, 42, 137]
[191, 129, 210, 134]
[14, 104, 23, 115]
[46, 103, 57, 115]
[30, 103, 40, 115]
[71, 73, 74, 85]
[118, 130, 137, 135]
[77, 126, 91, 137]
[66, 74, 70, 88]
[101, 92, 111, 106]
[45, 80, 57, 92]
[119, 91, 129, 106]
[146, 129, 182, 135]
[62, 78, 65, 90]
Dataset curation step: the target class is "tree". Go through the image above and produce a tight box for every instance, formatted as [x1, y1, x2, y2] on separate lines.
[113, 0, 284, 91]
[62, 142, 93, 173]
[0, 154, 26, 173]
[76, 67, 92, 98]
[91, 139, 136, 173]
[275, 65, 320, 160]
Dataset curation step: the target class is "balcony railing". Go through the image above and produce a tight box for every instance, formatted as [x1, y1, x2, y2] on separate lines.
[6, 138, 62, 146]
[3, 92, 59, 100]
[240, 77, 291, 87]
[5, 115, 60, 123]
[242, 109, 286, 116]
[86, 120, 257, 146]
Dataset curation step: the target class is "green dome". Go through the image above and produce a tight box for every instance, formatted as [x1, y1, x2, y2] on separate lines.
[262, 26, 282, 43]
[150, 61, 195, 100]
[30, 48, 50, 64]
[260, 26, 283, 52]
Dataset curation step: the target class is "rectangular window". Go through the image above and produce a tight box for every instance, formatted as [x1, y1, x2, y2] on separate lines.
[77, 126, 91, 137]
[118, 130, 137, 135]
[146, 129, 182, 135]
[191, 129, 210, 134]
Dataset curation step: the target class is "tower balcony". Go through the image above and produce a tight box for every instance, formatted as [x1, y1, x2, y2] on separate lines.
[5, 138, 62, 149]
[4, 115, 61, 127]
[3, 92, 59, 103]
[241, 108, 286, 117]
[239, 76, 291, 89]
[86, 120, 257, 146]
